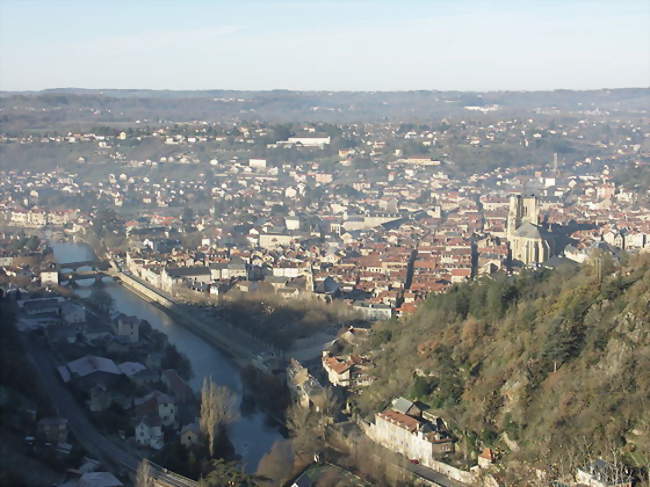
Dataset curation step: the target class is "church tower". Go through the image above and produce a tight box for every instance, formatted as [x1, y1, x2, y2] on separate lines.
[507, 195, 539, 239]
[507, 195, 522, 239]
[506, 194, 550, 266]
[521, 196, 538, 225]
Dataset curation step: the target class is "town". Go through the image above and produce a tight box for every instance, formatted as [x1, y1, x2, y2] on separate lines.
[1, 91, 648, 487]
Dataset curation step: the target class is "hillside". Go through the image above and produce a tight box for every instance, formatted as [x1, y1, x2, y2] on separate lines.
[1, 88, 649, 129]
[353, 253, 650, 479]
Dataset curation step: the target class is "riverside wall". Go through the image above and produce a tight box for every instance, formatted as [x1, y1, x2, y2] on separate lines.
[112, 270, 281, 367]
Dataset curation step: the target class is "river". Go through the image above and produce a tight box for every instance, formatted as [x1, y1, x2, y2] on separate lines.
[50, 241, 284, 472]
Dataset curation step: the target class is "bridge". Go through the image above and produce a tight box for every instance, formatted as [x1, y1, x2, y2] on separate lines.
[56, 260, 112, 285]
[56, 259, 109, 272]
[60, 270, 109, 285]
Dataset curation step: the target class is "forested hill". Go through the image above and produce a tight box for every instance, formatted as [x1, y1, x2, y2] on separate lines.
[1, 88, 648, 128]
[356, 254, 650, 480]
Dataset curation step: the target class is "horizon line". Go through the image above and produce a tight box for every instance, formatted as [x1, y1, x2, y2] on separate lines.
[1, 86, 649, 95]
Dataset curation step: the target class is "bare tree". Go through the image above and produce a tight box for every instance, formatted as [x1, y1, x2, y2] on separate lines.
[255, 439, 294, 486]
[286, 404, 319, 459]
[200, 377, 239, 457]
[135, 459, 154, 487]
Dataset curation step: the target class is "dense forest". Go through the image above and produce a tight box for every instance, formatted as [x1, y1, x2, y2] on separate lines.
[353, 253, 650, 481]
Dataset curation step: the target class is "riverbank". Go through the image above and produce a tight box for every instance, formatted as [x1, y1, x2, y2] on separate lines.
[112, 270, 270, 369]
[50, 241, 285, 472]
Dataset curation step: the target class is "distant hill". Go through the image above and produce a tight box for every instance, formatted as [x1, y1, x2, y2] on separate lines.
[0, 88, 648, 128]
[354, 254, 650, 481]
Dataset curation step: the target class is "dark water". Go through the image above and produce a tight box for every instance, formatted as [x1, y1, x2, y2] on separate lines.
[50, 241, 282, 471]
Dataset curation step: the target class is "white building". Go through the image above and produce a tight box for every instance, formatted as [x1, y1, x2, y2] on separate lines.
[40, 270, 59, 286]
[368, 398, 454, 467]
[135, 415, 164, 450]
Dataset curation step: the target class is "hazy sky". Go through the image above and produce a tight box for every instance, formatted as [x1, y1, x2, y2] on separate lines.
[0, 0, 648, 91]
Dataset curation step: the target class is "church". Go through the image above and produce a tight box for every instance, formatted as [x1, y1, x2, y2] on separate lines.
[506, 195, 553, 266]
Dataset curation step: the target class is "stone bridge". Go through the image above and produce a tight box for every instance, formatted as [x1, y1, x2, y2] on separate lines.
[60, 270, 108, 285]
[56, 260, 109, 272]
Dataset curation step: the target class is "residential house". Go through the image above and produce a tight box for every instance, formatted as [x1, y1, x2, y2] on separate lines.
[111, 314, 141, 343]
[368, 397, 454, 467]
[134, 391, 177, 427]
[61, 355, 123, 389]
[135, 415, 164, 450]
[180, 422, 201, 448]
[40, 269, 59, 286]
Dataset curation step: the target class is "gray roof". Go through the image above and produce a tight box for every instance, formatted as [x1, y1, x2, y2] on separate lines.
[392, 397, 415, 415]
[166, 266, 210, 277]
[66, 356, 122, 377]
[513, 222, 544, 239]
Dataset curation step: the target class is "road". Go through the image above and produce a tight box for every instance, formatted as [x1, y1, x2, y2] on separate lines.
[330, 422, 470, 487]
[406, 462, 468, 487]
[22, 334, 197, 487]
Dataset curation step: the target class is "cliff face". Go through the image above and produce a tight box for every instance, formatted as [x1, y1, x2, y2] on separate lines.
[356, 253, 650, 472]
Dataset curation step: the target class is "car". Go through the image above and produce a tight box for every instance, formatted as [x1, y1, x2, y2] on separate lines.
[409, 459, 419, 464]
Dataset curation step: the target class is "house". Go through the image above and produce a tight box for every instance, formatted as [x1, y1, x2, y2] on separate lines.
[18, 297, 64, 316]
[37, 417, 68, 444]
[209, 257, 247, 280]
[60, 301, 86, 324]
[478, 447, 496, 468]
[62, 355, 122, 388]
[180, 422, 201, 448]
[135, 415, 164, 450]
[322, 353, 353, 387]
[161, 266, 211, 294]
[322, 352, 370, 388]
[134, 391, 177, 427]
[40, 269, 59, 286]
[353, 301, 393, 321]
[576, 459, 633, 487]
[368, 397, 454, 467]
[111, 314, 141, 343]
[161, 369, 195, 404]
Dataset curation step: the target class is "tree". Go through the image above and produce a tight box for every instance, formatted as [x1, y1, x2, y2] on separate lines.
[182, 207, 194, 225]
[255, 439, 293, 486]
[92, 207, 121, 238]
[199, 459, 256, 487]
[200, 378, 238, 457]
[286, 404, 319, 458]
[410, 375, 434, 399]
[135, 459, 154, 487]
[88, 288, 113, 315]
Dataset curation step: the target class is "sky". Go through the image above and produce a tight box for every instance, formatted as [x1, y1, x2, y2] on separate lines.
[0, 0, 648, 92]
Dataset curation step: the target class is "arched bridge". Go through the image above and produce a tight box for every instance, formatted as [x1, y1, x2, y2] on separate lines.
[56, 260, 110, 272]
[60, 270, 108, 285]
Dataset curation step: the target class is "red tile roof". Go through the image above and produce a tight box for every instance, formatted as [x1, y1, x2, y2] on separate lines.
[378, 409, 421, 433]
